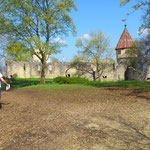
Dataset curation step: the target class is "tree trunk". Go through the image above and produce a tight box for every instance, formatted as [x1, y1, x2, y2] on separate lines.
[40, 60, 46, 84]
[96, 67, 101, 81]
[93, 71, 96, 81]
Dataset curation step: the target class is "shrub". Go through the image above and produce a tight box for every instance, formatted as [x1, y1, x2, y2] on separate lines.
[12, 73, 18, 79]
[53, 77, 89, 84]
[72, 70, 84, 77]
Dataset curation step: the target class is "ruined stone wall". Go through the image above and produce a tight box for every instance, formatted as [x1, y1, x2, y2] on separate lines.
[6, 59, 119, 80]
[6, 60, 32, 78]
[146, 66, 150, 81]
[5, 59, 150, 81]
[5, 60, 76, 78]
[5, 59, 127, 81]
[125, 67, 146, 81]
[114, 65, 127, 81]
[99, 64, 116, 81]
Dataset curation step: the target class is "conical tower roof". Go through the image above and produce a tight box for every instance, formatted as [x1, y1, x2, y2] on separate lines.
[115, 25, 133, 50]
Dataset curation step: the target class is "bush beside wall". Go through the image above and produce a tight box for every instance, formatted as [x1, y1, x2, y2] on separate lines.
[53, 77, 89, 84]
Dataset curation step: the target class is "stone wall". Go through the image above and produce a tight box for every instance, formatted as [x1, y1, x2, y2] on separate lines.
[6, 60, 120, 81]
[146, 66, 150, 81]
[114, 64, 127, 81]
[5, 60, 76, 78]
[5, 59, 150, 81]
[125, 67, 146, 81]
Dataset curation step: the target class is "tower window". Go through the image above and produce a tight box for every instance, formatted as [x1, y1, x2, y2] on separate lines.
[118, 50, 121, 54]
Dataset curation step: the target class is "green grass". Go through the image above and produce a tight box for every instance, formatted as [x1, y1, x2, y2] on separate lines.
[87, 80, 150, 90]
[1, 78, 53, 89]
[1, 78, 150, 90]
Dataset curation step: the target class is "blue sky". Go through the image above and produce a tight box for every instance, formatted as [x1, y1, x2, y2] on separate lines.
[52, 0, 144, 62]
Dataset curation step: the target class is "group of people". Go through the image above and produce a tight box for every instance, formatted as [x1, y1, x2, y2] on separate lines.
[0, 72, 10, 99]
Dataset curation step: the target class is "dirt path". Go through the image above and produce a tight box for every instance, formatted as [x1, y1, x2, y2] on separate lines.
[0, 86, 150, 150]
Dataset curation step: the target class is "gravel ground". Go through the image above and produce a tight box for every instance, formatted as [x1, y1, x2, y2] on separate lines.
[0, 86, 150, 150]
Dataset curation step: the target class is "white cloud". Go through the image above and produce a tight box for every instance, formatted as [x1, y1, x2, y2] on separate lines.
[80, 34, 90, 40]
[140, 28, 150, 36]
[54, 37, 67, 44]
[83, 34, 90, 39]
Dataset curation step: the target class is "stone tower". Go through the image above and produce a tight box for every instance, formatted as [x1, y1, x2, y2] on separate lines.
[115, 25, 134, 65]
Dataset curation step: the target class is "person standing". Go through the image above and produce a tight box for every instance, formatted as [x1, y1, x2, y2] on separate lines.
[0, 73, 10, 99]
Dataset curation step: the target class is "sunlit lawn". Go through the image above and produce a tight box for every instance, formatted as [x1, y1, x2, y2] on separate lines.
[1, 78, 150, 90]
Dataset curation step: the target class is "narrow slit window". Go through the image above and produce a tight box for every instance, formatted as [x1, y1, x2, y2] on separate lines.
[23, 64, 26, 71]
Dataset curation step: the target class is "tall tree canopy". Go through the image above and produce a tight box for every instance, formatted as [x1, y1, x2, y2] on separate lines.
[136, 31, 150, 70]
[120, 0, 150, 70]
[71, 30, 114, 80]
[120, 0, 150, 29]
[0, 0, 76, 83]
[120, 0, 149, 9]
[5, 42, 31, 61]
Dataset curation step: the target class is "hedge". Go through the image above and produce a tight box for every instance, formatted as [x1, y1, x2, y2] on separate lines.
[53, 77, 89, 84]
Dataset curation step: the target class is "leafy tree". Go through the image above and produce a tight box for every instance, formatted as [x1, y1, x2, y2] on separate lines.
[5, 42, 31, 61]
[70, 30, 114, 81]
[0, 35, 7, 72]
[0, 0, 76, 83]
[136, 31, 150, 70]
[120, 0, 150, 29]
[70, 60, 95, 79]
[0, 58, 3, 72]
[126, 31, 150, 71]
[126, 40, 137, 68]
[120, 0, 150, 71]
[141, 3, 150, 29]
[120, 0, 149, 10]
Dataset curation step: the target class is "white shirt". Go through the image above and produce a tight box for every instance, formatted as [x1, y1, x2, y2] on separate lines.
[0, 73, 3, 88]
